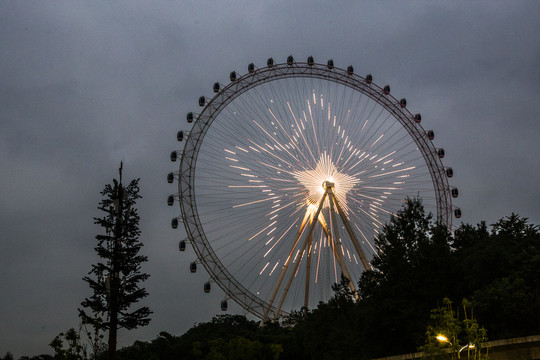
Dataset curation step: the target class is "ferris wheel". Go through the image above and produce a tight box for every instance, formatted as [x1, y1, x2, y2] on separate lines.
[168, 56, 460, 320]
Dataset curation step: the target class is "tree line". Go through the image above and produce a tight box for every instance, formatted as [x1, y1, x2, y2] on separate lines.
[106, 198, 539, 360]
[5, 189, 539, 359]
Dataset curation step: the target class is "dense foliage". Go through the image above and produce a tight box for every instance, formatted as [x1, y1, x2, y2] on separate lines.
[111, 199, 540, 360]
[11, 198, 540, 360]
[115, 316, 290, 360]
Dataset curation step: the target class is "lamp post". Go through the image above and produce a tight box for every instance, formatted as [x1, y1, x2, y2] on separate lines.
[436, 334, 476, 359]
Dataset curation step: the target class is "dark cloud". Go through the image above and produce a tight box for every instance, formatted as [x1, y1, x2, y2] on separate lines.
[1, 1, 539, 357]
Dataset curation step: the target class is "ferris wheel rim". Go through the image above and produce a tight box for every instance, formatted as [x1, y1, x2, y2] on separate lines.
[177, 59, 454, 319]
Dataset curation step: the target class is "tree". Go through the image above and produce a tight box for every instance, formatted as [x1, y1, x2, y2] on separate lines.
[49, 328, 86, 360]
[357, 198, 457, 357]
[49, 323, 106, 360]
[79, 163, 151, 360]
[287, 277, 361, 360]
[458, 214, 540, 339]
[419, 298, 488, 360]
[1, 352, 14, 360]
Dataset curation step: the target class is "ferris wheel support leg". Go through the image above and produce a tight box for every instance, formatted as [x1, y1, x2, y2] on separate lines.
[274, 225, 312, 319]
[317, 214, 331, 239]
[332, 194, 371, 271]
[304, 211, 330, 308]
[272, 192, 328, 320]
[304, 231, 313, 308]
[262, 211, 310, 320]
[326, 190, 356, 295]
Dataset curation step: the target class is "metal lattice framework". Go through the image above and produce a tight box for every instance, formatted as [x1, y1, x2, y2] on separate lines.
[170, 58, 457, 320]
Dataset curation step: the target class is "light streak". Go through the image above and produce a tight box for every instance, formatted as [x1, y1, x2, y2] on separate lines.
[363, 186, 401, 190]
[233, 196, 280, 208]
[248, 138, 297, 169]
[258, 162, 295, 176]
[369, 134, 384, 149]
[327, 103, 331, 121]
[287, 102, 317, 163]
[269, 261, 279, 276]
[374, 151, 396, 164]
[268, 178, 295, 182]
[360, 119, 368, 132]
[265, 109, 311, 165]
[230, 165, 251, 171]
[260, 262, 270, 275]
[368, 166, 415, 178]
[307, 100, 320, 155]
[249, 221, 277, 241]
[264, 217, 299, 258]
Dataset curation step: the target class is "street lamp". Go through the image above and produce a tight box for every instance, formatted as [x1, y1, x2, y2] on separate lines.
[436, 334, 449, 343]
[459, 344, 476, 353]
[436, 334, 475, 358]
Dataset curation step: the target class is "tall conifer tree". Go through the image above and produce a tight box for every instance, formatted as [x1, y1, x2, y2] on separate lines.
[79, 163, 151, 360]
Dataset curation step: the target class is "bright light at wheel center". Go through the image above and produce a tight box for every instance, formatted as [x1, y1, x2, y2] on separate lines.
[293, 152, 360, 209]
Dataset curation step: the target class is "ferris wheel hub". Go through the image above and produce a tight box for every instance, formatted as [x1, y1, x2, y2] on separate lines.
[322, 181, 335, 189]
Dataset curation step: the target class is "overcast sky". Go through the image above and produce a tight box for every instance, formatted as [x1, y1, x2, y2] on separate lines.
[1, 1, 539, 357]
